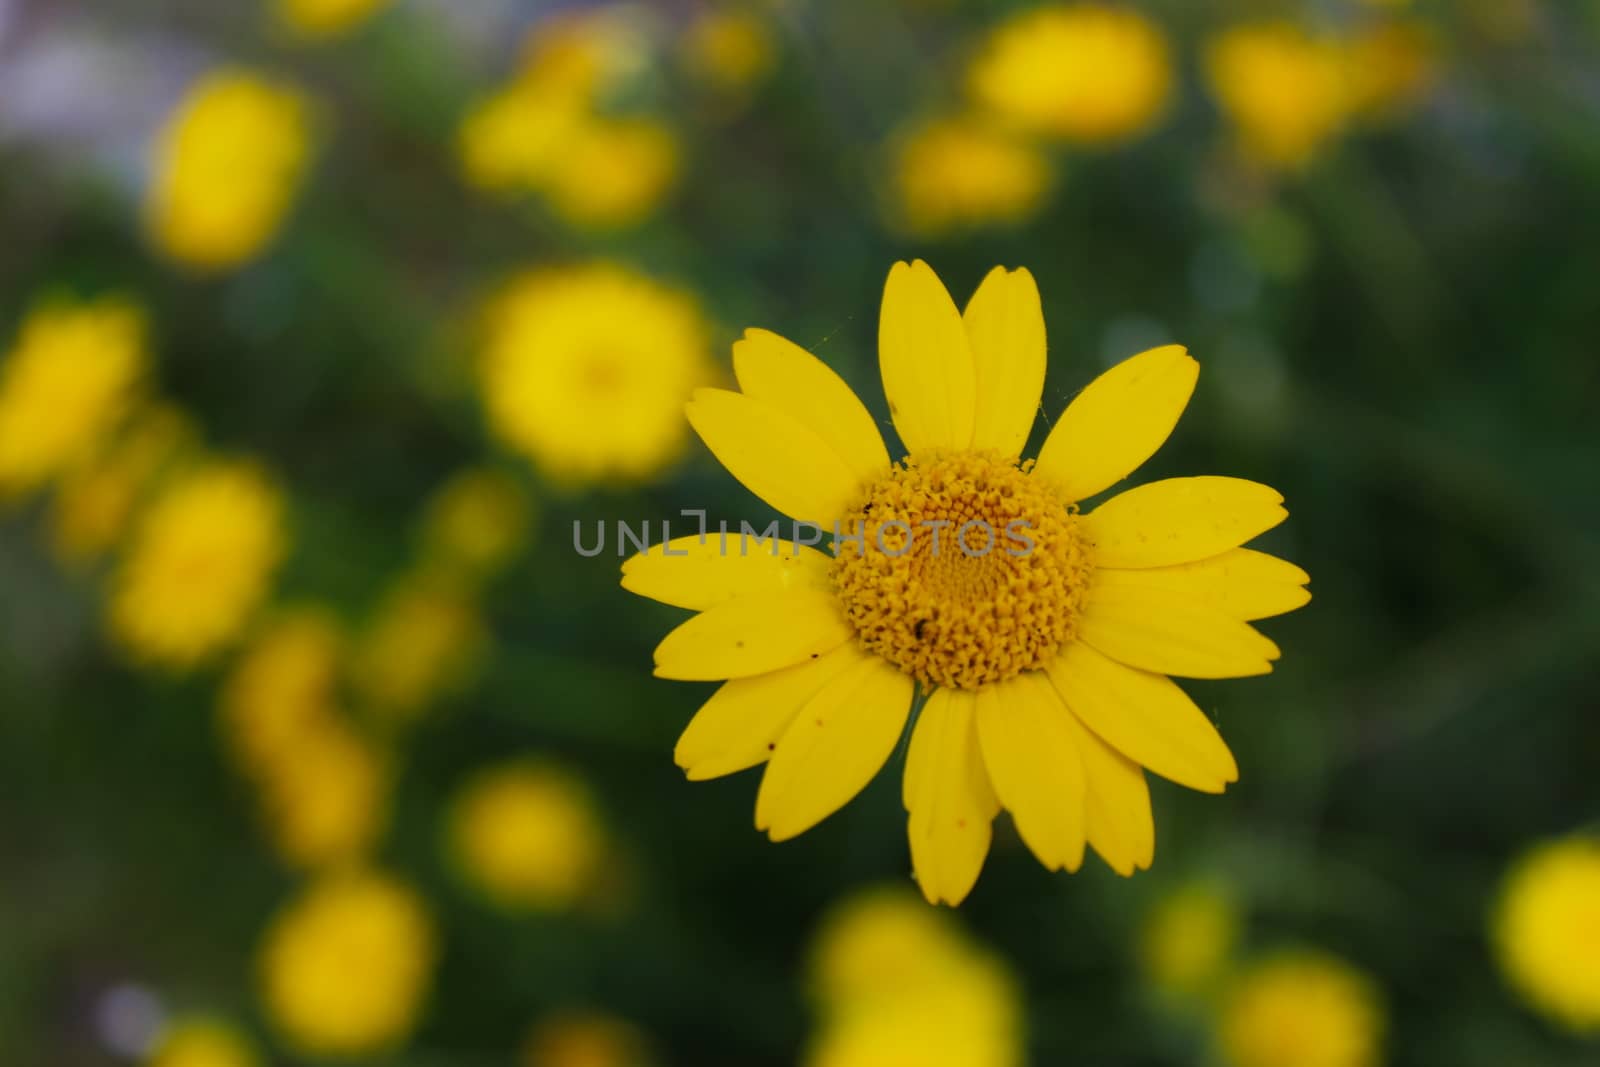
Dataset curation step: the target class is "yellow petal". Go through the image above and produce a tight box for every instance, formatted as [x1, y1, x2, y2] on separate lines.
[878, 260, 976, 454]
[755, 654, 913, 841]
[963, 266, 1046, 458]
[1047, 641, 1238, 793]
[675, 645, 864, 781]
[1093, 547, 1310, 620]
[1083, 476, 1287, 569]
[1033, 345, 1198, 503]
[1078, 581, 1280, 679]
[733, 328, 891, 488]
[686, 388, 860, 528]
[903, 688, 999, 907]
[652, 587, 851, 681]
[622, 534, 834, 611]
[1061, 709, 1154, 876]
[973, 671, 1086, 872]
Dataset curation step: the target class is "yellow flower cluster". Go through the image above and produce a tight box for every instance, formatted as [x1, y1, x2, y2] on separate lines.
[0, 294, 294, 669]
[885, 3, 1170, 238]
[356, 465, 533, 720]
[258, 870, 436, 1057]
[220, 609, 390, 869]
[1493, 834, 1600, 1033]
[1132, 882, 1386, 1067]
[459, 10, 679, 230]
[1205, 18, 1437, 172]
[448, 758, 611, 912]
[804, 889, 1023, 1067]
[146, 69, 312, 271]
[477, 263, 714, 485]
[0, 297, 147, 501]
[886, 4, 1439, 233]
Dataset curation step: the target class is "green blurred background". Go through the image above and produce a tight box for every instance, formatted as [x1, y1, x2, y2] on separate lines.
[1, 0, 1598, 1065]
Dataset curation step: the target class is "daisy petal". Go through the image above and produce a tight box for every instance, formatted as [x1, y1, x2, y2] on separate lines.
[1033, 345, 1198, 503]
[963, 266, 1046, 458]
[676, 645, 863, 780]
[1093, 547, 1310, 621]
[879, 260, 977, 454]
[1061, 709, 1155, 876]
[755, 654, 914, 841]
[623, 535, 833, 611]
[974, 671, 1086, 872]
[733, 328, 891, 488]
[652, 587, 851, 681]
[903, 688, 999, 907]
[686, 388, 860, 528]
[1047, 641, 1238, 794]
[1078, 581, 1280, 678]
[1083, 476, 1287, 568]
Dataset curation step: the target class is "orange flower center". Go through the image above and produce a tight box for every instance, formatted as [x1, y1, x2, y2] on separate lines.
[831, 450, 1090, 691]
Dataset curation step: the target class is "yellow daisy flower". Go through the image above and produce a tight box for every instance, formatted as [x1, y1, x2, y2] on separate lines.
[146, 1018, 259, 1067]
[1218, 951, 1385, 1067]
[145, 70, 312, 272]
[967, 3, 1172, 146]
[0, 296, 147, 501]
[108, 460, 288, 671]
[887, 116, 1053, 239]
[622, 262, 1308, 905]
[1492, 834, 1600, 1033]
[258, 870, 435, 1057]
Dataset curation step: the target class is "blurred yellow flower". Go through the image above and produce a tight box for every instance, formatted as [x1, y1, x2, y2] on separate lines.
[353, 571, 486, 721]
[888, 116, 1052, 237]
[681, 9, 777, 95]
[1344, 21, 1438, 119]
[458, 83, 587, 194]
[1205, 24, 1350, 171]
[968, 3, 1171, 145]
[220, 607, 344, 774]
[805, 889, 1022, 1067]
[809, 888, 976, 1009]
[146, 70, 311, 271]
[523, 1011, 652, 1067]
[807, 961, 1022, 1067]
[543, 116, 680, 230]
[0, 296, 146, 500]
[109, 461, 287, 670]
[277, 0, 391, 39]
[519, 7, 655, 103]
[420, 466, 534, 583]
[479, 264, 712, 484]
[147, 1018, 258, 1067]
[1138, 881, 1240, 1000]
[448, 759, 607, 911]
[50, 404, 191, 565]
[1493, 835, 1600, 1033]
[1218, 951, 1384, 1067]
[257, 722, 389, 869]
[259, 870, 435, 1057]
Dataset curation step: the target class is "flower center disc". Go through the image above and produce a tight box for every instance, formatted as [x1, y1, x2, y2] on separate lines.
[831, 451, 1090, 691]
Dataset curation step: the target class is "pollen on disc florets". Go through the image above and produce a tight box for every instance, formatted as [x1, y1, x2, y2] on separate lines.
[831, 450, 1091, 691]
